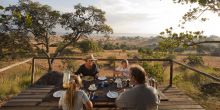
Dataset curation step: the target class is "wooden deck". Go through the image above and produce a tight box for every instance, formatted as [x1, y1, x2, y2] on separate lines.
[0, 85, 205, 110]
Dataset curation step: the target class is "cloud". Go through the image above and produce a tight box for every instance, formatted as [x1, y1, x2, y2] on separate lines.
[1, 0, 220, 36]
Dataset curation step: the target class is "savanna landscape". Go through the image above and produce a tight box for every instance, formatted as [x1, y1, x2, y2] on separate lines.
[1, 0, 220, 110]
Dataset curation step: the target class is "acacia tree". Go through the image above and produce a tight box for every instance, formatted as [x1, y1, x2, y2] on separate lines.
[54, 4, 113, 64]
[5, 0, 60, 70]
[173, 0, 220, 24]
[5, 1, 112, 71]
[0, 4, 32, 59]
[159, 1, 220, 52]
[159, 27, 205, 53]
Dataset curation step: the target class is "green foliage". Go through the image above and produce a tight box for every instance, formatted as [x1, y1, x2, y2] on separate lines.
[185, 55, 204, 66]
[103, 42, 117, 50]
[142, 62, 164, 82]
[138, 48, 153, 55]
[61, 59, 77, 72]
[3, 1, 113, 70]
[107, 56, 116, 67]
[165, 54, 176, 60]
[159, 27, 206, 54]
[173, 0, 220, 24]
[78, 40, 100, 53]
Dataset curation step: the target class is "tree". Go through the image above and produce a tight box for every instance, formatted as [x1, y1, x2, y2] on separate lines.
[52, 3, 113, 68]
[5, 0, 60, 70]
[5, 1, 112, 71]
[158, 1, 220, 51]
[0, 4, 32, 59]
[78, 40, 100, 53]
[173, 0, 220, 24]
[158, 27, 205, 54]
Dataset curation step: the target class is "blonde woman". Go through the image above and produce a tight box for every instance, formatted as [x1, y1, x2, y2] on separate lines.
[59, 75, 93, 110]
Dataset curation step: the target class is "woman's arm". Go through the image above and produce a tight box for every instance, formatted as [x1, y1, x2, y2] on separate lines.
[85, 100, 93, 110]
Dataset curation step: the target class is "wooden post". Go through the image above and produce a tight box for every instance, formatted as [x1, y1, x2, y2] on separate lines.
[114, 60, 116, 69]
[31, 58, 35, 85]
[169, 60, 173, 87]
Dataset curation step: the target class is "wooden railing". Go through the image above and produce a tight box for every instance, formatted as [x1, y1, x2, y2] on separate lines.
[31, 57, 220, 86]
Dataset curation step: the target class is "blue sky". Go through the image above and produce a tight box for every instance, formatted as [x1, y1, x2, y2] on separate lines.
[1, 0, 220, 36]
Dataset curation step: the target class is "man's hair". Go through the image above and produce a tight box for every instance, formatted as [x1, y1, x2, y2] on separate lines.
[130, 64, 147, 84]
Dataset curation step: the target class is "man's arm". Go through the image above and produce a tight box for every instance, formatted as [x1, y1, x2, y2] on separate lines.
[93, 64, 99, 76]
[75, 65, 83, 75]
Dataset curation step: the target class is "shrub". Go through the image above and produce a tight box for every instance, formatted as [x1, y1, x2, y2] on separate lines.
[61, 59, 77, 72]
[186, 55, 204, 66]
[78, 40, 100, 53]
[165, 54, 176, 60]
[107, 56, 116, 67]
[142, 62, 164, 82]
[138, 48, 153, 55]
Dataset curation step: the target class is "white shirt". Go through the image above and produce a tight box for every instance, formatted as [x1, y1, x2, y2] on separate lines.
[115, 67, 130, 78]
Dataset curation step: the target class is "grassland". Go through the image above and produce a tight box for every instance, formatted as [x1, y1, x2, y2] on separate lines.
[0, 62, 46, 106]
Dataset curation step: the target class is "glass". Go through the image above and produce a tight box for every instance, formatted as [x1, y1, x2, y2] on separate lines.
[63, 70, 71, 88]
[116, 78, 123, 88]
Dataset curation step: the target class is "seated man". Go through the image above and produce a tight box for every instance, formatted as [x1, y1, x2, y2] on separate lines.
[114, 59, 130, 78]
[116, 64, 159, 110]
[75, 54, 99, 78]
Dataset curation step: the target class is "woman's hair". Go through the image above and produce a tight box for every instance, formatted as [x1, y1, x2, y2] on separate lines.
[121, 59, 129, 65]
[64, 75, 82, 110]
[130, 64, 147, 84]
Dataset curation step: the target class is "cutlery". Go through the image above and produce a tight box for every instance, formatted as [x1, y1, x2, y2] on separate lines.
[108, 90, 113, 98]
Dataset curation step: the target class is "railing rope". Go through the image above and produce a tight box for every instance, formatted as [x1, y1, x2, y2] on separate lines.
[30, 57, 220, 86]
[172, 60, 220, 82]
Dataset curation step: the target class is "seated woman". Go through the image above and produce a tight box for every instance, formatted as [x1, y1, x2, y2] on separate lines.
[114, 59, 130, 78]
[75, 54, 99, 78]
[59, 75, 93, 110]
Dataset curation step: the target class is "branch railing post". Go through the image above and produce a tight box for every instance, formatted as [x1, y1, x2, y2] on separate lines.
[31, 58, 35, 85]
[169, 59, 173, 87]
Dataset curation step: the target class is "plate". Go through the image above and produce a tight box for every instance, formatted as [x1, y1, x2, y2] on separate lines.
[98, 76, 107, 80]
[82, 76, 94, 81]
[107, 91, 118, 98]
[53, 90, 65, 98]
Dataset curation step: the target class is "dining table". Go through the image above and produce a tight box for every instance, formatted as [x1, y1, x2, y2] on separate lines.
[82, 76, 129, 108]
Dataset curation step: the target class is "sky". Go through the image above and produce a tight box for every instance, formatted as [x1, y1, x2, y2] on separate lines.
[1, 0, 220, 36]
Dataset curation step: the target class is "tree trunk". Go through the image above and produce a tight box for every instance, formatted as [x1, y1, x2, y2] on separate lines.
[48, 58, 53, 72]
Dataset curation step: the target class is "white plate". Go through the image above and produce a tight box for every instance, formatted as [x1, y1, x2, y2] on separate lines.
[107, 91, 118, 98]
[98, 76, 107, 80]
[53, 90, 65, 98]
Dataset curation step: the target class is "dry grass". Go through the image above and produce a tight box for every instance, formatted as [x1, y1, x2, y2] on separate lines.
[0, 63, 45, 106]
[173, 65, 220, 110]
